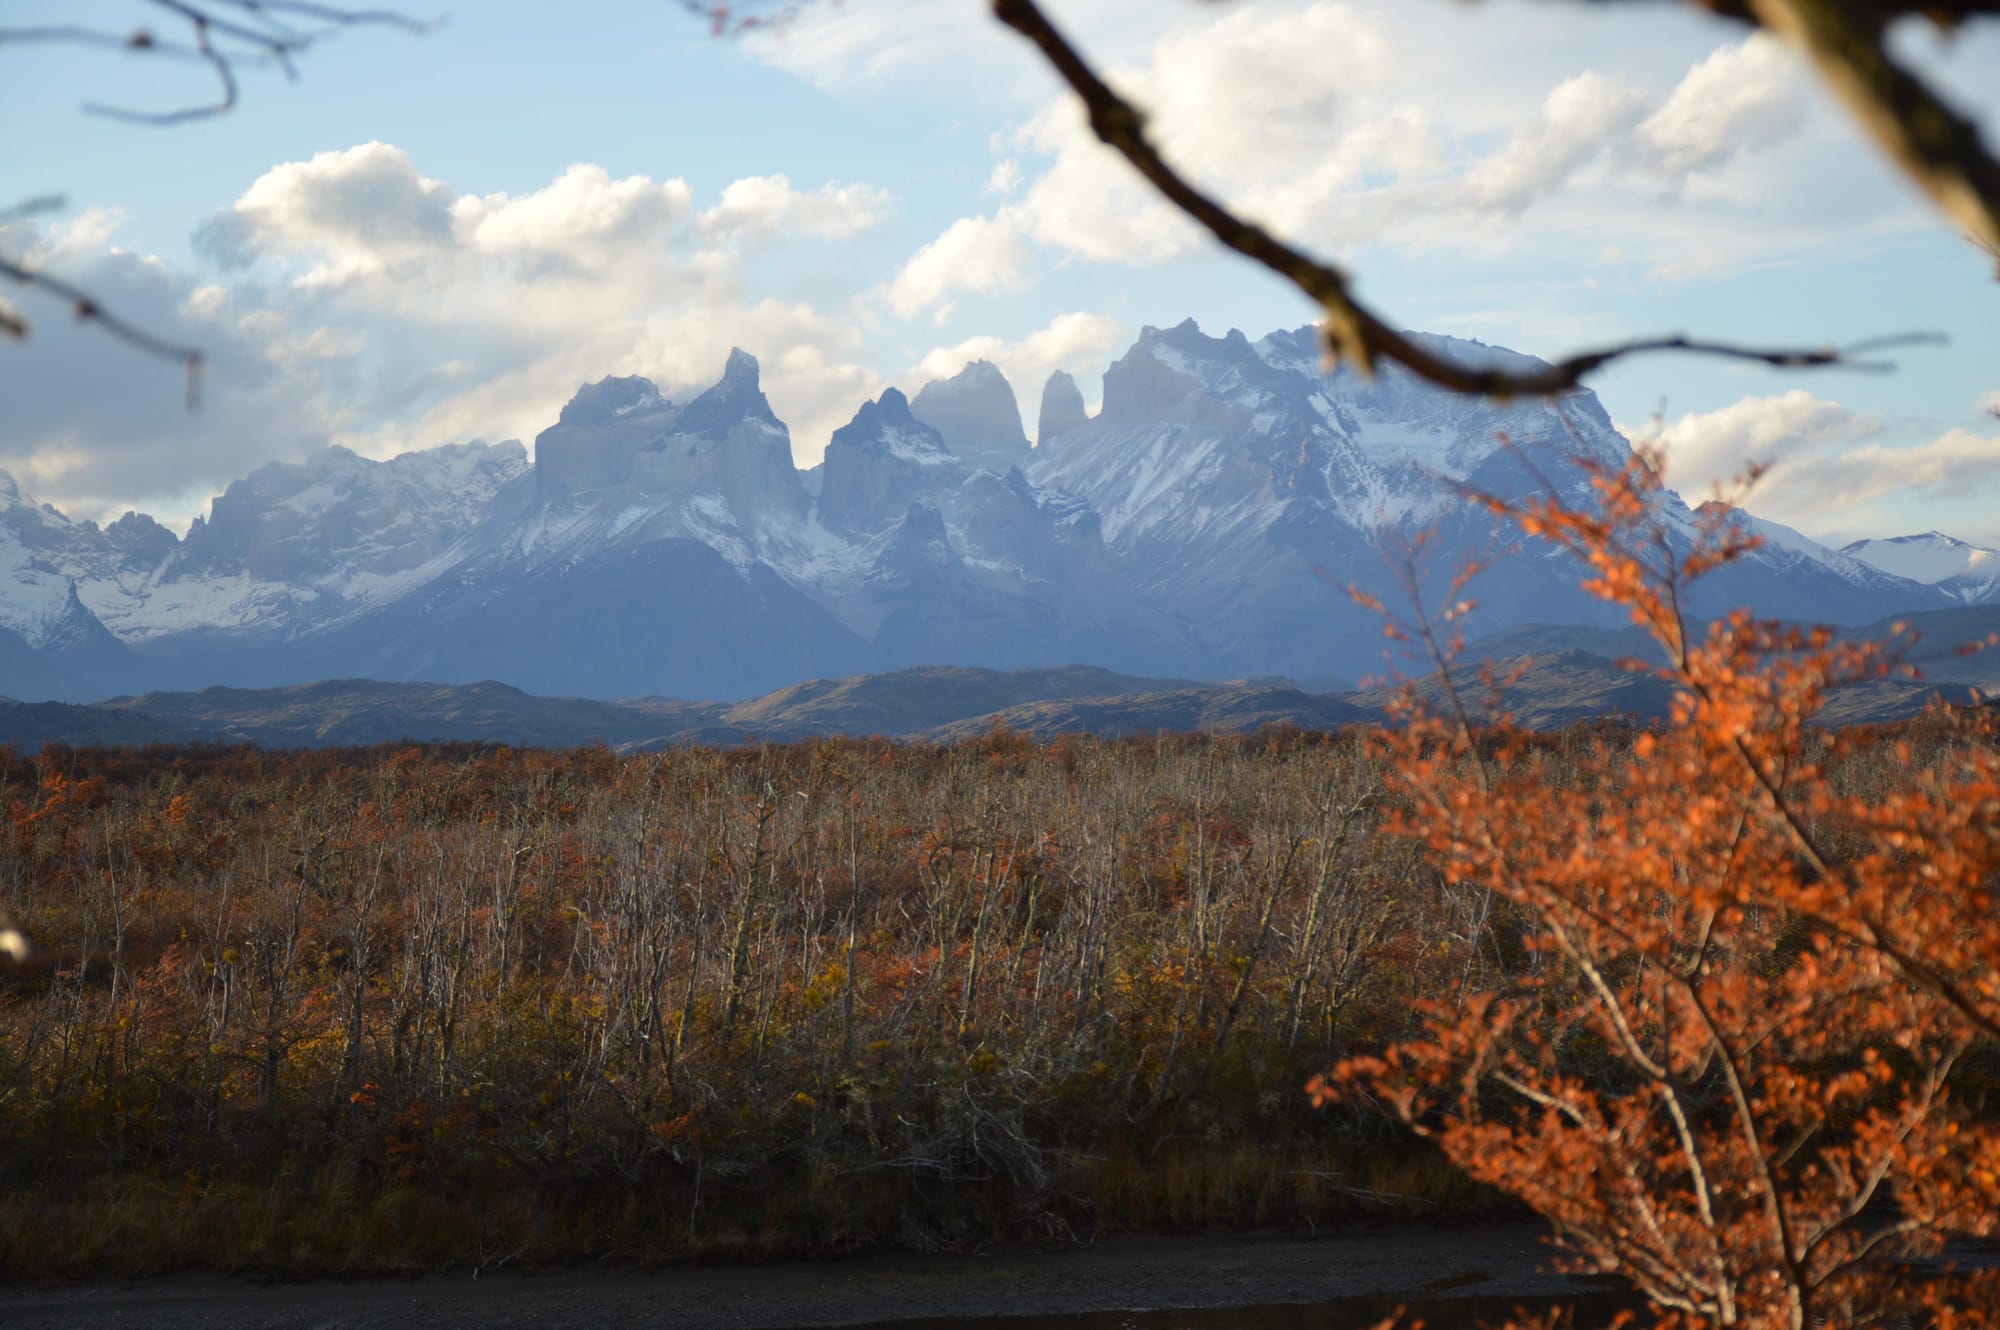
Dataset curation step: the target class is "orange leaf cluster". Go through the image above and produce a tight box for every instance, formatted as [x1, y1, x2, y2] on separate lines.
[1324, 447, 2000, 1329]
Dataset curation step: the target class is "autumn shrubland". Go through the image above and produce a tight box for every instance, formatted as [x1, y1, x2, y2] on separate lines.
[0, 722, 1501, 1277]
[0, 712, 1988, 1290]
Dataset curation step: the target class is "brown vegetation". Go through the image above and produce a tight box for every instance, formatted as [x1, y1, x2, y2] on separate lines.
[0, 675, 1989, 1287]
[0, 727, 1482, 1276]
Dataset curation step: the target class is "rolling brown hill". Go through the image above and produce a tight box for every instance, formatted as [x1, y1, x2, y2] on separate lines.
[5, 650, 1982, 755]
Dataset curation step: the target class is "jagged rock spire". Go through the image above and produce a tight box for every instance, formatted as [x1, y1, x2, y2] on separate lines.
[1036, 370, 1088, 448]
[910, 360, 1029, 472]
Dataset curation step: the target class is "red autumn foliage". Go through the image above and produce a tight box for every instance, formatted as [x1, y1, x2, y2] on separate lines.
[1318, 446, 2000, 1329]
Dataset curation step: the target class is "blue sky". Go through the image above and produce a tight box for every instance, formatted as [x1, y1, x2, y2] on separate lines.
[1, 0, 1995, 545]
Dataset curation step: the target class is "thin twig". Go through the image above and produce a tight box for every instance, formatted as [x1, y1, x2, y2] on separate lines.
[0, 255, 203, 408]
[0, 2, 424, 392]
[1748, 0, 2000, 252]
[3, 1, 432, 125]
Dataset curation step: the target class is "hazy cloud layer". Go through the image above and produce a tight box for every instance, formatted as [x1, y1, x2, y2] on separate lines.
[1651, 391, 2000, 543]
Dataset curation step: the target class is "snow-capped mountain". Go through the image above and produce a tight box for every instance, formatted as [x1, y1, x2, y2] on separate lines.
[1021, 320, 1944, 677]
[1842, 532, 2000, 605]
[0, 320, 1969, 703]
[818, 387, 967, 537]
[1685, 502, 1941, 619]
[277, 351, 868, 700]
[5, 439, 527, 655]
[0, 476, 142, 698]
[798, 382, 1205, 674]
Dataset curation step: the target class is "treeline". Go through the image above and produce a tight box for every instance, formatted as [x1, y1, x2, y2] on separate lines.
[0, 722, 1973, 1275]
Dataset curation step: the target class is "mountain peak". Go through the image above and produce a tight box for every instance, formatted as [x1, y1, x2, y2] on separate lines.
[675, 348, 783, 442]
[911, 360, 1030, 472]
[104, 510, 179, 557]
[721, 346, 760, 385]
[1871, 529, 1974, 549]
[557, 374, 669, 427]
[1100, 318, 1257, 423]
[831, 387, 933, 447]
[817, 391, 962, 535]
[941, 359, 1006, 386]
[1841, 530, 1998, 603]
[1036, 370, 1089, 448]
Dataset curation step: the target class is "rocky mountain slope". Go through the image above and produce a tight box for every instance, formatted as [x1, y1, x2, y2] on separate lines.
[0, 320, 1967, 703]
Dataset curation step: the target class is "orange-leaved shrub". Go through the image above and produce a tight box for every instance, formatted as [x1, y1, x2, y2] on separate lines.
[1316, 446, 2000, 1329]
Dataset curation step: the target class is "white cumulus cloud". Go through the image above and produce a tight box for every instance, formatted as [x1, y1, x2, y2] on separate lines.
[1652, 391, 2000, 541]
[981, 4, 1827, 277]
[885, 214, 1034, 321]
[697, 174, 891, 243]
[1652, 390, 1875, 497]
[1635, 34, 1805, 189]
[1465, 73, 1649, 217]
[199, 141, 458, 282]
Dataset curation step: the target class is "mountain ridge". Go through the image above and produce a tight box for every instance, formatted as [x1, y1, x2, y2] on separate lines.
[7, 646, 1981, 755]
[1, 320, 1977, 704]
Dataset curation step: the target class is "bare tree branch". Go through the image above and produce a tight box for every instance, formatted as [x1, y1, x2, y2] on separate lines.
[0, 1, 432, 125]
[0, 2, 425, 395]
[991, 0, 1940, 399]
[1749, 0, 2000, 252]
[674, 1, 807, 37]
[0, 255, 204, 408]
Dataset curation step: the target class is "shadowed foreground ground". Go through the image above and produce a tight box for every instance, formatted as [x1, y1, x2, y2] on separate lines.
[0, 1225, 1607, 1329]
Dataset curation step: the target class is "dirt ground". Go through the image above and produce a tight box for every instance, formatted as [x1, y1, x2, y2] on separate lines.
[0, 1224, 1605, 1329]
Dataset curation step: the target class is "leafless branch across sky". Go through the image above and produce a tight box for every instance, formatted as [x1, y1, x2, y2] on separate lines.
[0, 1, 434, 124]
[991, 0, 2000, 400]
[0, 250, 208, 408]
[0, 2, 427, 392]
